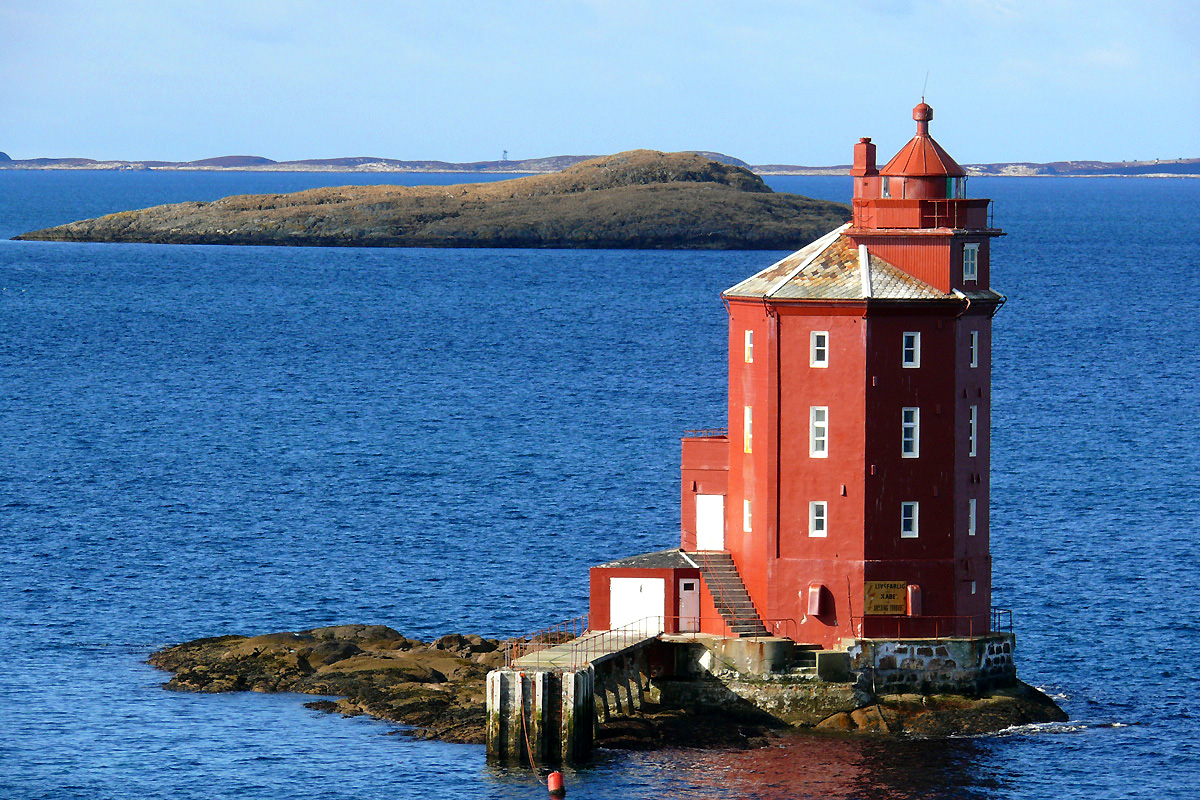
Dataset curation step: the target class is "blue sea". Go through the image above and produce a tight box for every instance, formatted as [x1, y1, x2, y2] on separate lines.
[1, 168, 1197, 799]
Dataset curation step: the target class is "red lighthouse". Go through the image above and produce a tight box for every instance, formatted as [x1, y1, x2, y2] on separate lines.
[591, 103, 1005, 653]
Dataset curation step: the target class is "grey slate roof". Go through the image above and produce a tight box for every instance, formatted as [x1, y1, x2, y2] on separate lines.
[724, 225, 998, 303]
[594, 549, 698, 570]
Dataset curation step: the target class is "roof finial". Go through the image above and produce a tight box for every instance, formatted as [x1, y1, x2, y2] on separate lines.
[913, 101, 933, 136]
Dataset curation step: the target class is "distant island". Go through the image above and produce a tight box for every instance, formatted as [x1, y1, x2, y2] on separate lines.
[13, 150, 851, 249]
[1, 146, 1196, 177]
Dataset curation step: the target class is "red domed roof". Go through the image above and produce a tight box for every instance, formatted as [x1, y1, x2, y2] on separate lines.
[880, 103, 966, 178]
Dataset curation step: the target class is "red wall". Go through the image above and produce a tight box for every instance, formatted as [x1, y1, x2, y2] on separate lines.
[588, 566, 701, 634]
[715, 295, 995, 645]
[680, 435, 729, 551]
[724, 302, 773, 612]
[772, 304, 869, 648]
[847, 233, 991, 294]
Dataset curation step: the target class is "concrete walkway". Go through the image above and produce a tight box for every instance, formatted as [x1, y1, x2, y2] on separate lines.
[510, 627, 658, 671]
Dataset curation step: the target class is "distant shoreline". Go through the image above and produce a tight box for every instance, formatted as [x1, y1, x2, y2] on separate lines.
[2, 164, 1196, 179]
[2, 151, 1196, 178]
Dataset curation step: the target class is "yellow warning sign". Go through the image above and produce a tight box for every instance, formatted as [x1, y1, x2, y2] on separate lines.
[864, 581, 907, 615]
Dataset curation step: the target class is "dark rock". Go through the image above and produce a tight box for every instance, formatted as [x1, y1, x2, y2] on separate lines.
[815, 711, 856, 731]
[148, 627, 512, 745]
[304, 700, 339, 713]
[302, 640, 362, 667]
[850, 705, 891, 733]
[434, 633, 500, 656]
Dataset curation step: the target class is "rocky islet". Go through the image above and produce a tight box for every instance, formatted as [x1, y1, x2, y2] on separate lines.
[149, 625, 1065, 750]
[14, 150, 850, 250]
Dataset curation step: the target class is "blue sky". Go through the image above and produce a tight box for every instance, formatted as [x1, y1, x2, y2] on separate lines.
[2, 0, 1196, 164]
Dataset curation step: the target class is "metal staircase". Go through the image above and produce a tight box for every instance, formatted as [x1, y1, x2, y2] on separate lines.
[692, 551, 770, 637]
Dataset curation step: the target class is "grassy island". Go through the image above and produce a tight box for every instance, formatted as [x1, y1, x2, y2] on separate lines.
[15, 150, 850, 249]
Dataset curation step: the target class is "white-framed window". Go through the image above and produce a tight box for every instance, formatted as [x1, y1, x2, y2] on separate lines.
[902, 332, 921, 368]
[963, 243, 979, 283]
[901, 502, 919, 538]
[968, 405, 978, 457]
[743, 499, 752, 533]
[809, 501, 828, 538]
[969, 330, 979, 368]
[968, 498, 977, 536]
[811, 331, 829, 368]
[810, 406, 828, 458]
[744, 330, 754, 363]
[743, 406, 753, 454]
[881, 176, 891, 198]
[901, 407, 920, 458]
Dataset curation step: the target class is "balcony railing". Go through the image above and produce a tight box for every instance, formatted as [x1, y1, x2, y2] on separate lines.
[683, 428, 728, 438]
[853, 198, 993, 230]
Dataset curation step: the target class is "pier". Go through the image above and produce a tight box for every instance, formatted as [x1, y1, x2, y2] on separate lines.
[486, 621, 661, 765]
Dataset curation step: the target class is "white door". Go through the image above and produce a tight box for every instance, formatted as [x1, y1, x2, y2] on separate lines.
[695, 494, 725, 550]
[609, 577, 665, 634]
[679, 578, 700, 633]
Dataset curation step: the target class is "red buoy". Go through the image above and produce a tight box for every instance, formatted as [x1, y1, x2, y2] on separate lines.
[547, 771, 566, 796]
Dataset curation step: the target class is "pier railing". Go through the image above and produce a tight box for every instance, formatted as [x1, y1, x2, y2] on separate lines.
[503, 615, 589, 667]
[505, 614, 803, 671]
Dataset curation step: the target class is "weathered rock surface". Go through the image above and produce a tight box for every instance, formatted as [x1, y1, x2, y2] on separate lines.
[814, 682, 1067, 736]
[15, 150, 850, 249]
[148, 625, 503, 743]
[148, 625, 780, 749]
[150, 626, 1066, 750]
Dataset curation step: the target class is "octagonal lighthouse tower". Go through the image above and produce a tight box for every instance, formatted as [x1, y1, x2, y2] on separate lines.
[678, 102, 1006, 649]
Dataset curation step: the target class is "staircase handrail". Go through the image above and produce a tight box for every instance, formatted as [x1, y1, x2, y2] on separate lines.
[695, 550, 770, 634]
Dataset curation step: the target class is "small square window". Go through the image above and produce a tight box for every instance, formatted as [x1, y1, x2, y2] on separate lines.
[810, 406, 828, 458]
[809, 501, 828, 538]
[744, 330, 754, 363]
[963, 244, 979, 283]
[901, 407, 920, 458]
[902, 332, 921, 368]
[743, 499, 752, 533]
[969, 330, 979, 368]
[900, 502, 919, 538]
[811, 331, 829, 368]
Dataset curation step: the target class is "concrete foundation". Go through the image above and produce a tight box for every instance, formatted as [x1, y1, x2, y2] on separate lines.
[487, 632, 1021, 764]
[486, 667, 595, 765]
[593, 649, 652, 723]
[655, 675, 864, 726]
[848, 633, 1016, 694]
